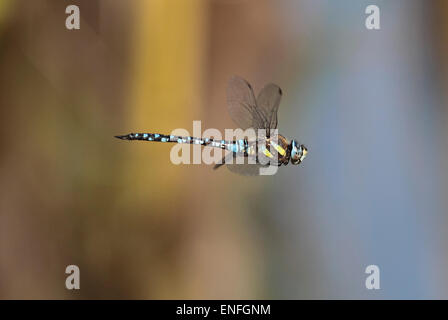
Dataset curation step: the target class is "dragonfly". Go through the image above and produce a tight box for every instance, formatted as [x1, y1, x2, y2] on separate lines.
[115, 76, 308, 175]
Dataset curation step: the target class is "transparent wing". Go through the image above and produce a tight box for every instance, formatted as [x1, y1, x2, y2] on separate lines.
[226, 76, 268, 130]
[224, 152, 267, 176]
[219, 140, 278, 176]
[227, 162, 267, 176]
[256, 83, 282, 130]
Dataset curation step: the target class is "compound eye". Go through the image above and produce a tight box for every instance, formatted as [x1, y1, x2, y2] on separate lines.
[291, 148, 297, 158]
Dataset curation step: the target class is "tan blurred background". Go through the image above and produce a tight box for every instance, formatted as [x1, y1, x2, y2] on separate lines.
[1, 0, 448, 299]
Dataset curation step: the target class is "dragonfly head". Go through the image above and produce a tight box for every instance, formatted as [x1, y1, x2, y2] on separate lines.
[290, 140, 308, 165]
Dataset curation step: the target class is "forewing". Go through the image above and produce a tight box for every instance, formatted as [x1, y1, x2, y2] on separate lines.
[257, 83, 282, 130]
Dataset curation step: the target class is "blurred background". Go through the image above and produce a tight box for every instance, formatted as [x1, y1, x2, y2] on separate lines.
[0, 0, 447, 299]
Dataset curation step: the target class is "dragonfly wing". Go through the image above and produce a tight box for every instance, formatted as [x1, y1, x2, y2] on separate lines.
[224, 152, 267, 176]
[227, 163, 267, 176]
[218, 140, 273, 176]
[227, 76, 268, 130]
[256, 83, 282, 131]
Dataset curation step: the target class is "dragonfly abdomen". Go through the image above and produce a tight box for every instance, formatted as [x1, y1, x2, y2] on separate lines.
[115, 133, 253, 155]
[115, 133, 172, 142]
[115, 132, 213, 145]
[115, 133, 249, 151]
